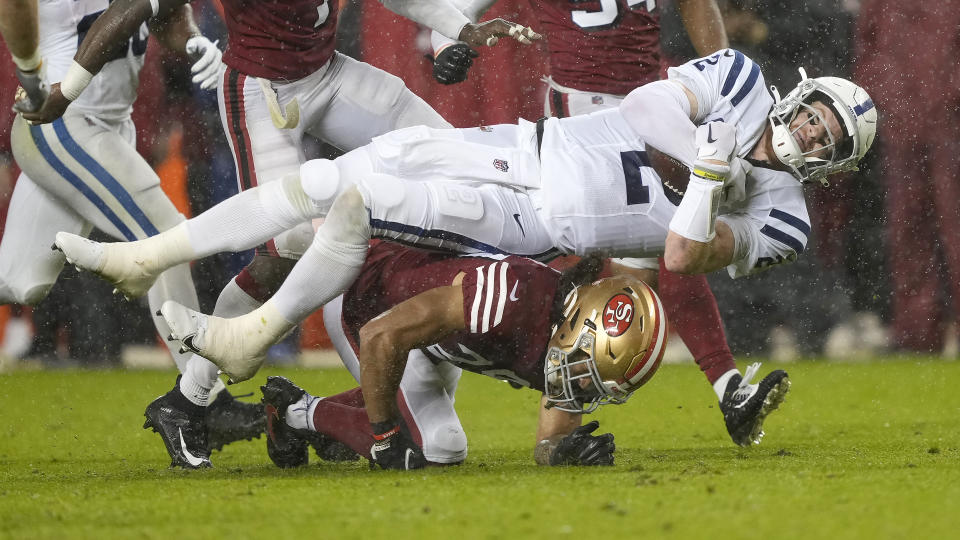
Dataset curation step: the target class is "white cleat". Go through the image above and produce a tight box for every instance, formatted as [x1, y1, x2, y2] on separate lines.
[54, 232, 160, 299]
[159, 300, 272, 383]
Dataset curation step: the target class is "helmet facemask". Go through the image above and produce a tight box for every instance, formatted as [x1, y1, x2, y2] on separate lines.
[768, 68, 867, 185]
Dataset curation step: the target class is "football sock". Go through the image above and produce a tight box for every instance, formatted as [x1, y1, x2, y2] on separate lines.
[713, 369, 740, 401]
[179, 359, 215, 407]
[170, 376, 205, 417]
[285, 393, 321, 431]
[268, 192, 369, 323]
[658, 267, 737, 385]
[310, 398, 377, 459]
[323, 387, 365, 407]
[185, 174, 320, 257]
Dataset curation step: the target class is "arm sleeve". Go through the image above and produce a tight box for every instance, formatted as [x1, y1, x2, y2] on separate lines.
[428, 0, 497, 51]
[619, 79, 698, 168]
[378, 0, 477, 41]
[719, 182, 811, 278]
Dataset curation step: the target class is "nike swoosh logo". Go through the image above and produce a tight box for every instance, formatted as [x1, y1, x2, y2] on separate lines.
[178, 427, 205, 467]
[181, 334, 201, 354]
[509, 280, 519, 302]
[512, 213, 525, 238]
[707, 123, 717, 144]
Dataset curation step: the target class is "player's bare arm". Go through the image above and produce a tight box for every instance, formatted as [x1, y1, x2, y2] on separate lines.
[148, 4, 221, 90]
[1, 0, 48, 113]
[358, 284, 467, 425]
[147, 4, 199, 52]
[676, 0, 729, 56]
[0, 0, 38, 60]
[22, 0, 189, 124]
[664, 221, 736, 275]
[534, 396, 615, 466]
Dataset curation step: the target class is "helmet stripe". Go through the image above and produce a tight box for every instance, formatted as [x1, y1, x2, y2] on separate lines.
[625, 282, 667, 384]
[853, 98, 875, 117]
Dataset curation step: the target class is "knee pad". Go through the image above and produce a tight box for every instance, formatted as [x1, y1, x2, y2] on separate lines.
[299, 159, 341, 205]
[0, 279, 53, 306]
[424, 422, 468, 464]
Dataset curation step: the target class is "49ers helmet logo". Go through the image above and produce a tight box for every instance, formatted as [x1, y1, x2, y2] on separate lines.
[603, 294, 634, 337]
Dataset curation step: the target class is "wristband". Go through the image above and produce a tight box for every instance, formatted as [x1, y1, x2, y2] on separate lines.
[60, 61, 94, 101]
[12, 50, 42, 72]
[668, 176, 723, 243]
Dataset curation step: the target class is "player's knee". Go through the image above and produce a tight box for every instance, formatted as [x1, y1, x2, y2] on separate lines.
[299, 159, 341, 206]
[1, 280, 53, 306]
[425, 423, 468, 464]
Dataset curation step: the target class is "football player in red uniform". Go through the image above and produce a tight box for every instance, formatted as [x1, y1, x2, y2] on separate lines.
[23, 0, 540, 469]
[429, 0, 776, 448]
[261, 241, 668, 470]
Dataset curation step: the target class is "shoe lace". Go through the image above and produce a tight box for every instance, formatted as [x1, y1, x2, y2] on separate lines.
[730, 362, 762, 404]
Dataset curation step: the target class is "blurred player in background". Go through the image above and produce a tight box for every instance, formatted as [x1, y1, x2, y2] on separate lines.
[55, 50, 876, 453]
[23, 0, 541, 468]
[0, 0, 264, 464]
[428, 0, 771, 446]
[262, 242, 665, 470]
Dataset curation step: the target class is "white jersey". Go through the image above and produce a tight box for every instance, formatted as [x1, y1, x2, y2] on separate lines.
[37, 0, 148, 120]
[535, 49, 810, 278]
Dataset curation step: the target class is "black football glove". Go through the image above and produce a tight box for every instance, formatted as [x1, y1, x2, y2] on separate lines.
[550, 420, 615, 466]
[432, 43, 479, 85]
[369, 422, 427, 470]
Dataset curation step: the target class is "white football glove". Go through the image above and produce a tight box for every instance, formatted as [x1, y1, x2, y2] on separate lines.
[723, 157, 752, 205]
[185, 36, 222, 91]
[693, 121, 738, 183]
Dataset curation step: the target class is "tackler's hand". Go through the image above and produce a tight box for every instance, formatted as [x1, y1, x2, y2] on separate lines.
[458, 19, 541, 48]
[550, 420, 616, 466]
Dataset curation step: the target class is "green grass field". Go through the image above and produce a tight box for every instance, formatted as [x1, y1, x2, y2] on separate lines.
[2, 359, 958, 539]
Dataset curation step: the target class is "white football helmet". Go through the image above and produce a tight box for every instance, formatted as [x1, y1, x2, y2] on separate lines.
[768, 68, 877, 185]
[543, 275, 668, 413]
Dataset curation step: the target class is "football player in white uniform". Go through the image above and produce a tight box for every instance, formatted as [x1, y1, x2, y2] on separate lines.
[0, 0, 263, 468]
[56, 50, 877, 426]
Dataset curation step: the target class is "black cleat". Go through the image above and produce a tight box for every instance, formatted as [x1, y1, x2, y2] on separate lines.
[307, 432, 360, 462]
[143, 382, 212, 469]
[206, 391, 266, 452]
[261, 376, 310, 468]
[720, 362, 791, 447]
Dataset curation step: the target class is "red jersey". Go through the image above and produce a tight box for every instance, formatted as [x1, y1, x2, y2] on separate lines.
[342, 243, 560, 391]
[532, 0, 661, 95]
[219, 0, 338, 80]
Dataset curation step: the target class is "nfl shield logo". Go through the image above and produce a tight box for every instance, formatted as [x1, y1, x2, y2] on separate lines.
[493, 159, 509, 172]
[591, 95, 604, 105]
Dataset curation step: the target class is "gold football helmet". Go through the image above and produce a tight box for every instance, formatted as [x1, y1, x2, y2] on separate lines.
[543, 275, 668, 413]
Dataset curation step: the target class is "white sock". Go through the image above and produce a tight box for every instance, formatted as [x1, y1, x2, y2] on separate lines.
[713, 368, 740, 401]
[186, 174, 320, 256]
[268, 191, 369, 322]
[180, 357, 217, 406]
[212, 277, 263, 317]
[285, 394, 322, 430]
